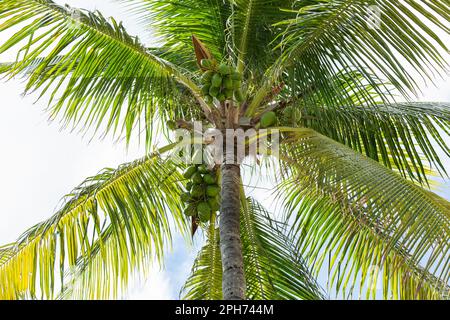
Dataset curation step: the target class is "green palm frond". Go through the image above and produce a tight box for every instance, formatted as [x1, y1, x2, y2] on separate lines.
[181, 213, 223, 300]
[181, 195, 325, 300]
[298, 102, 450, 184]
[0, 56, 70, 78]
[120, 0, 297, 74]
[0, 0, 203, 146]
[118, 0, 231, 70]
[232, 0, 292, 73]
[0, 245, 14, 265]
[286, 191, 450, 299]
[0, 148, 188, 299]
[240, 196, 325, 300]
[289, 69, 390, 110]
[272, 127, 450, 299]
[56, 223, 144, 299]
[248, 0, 450, 114]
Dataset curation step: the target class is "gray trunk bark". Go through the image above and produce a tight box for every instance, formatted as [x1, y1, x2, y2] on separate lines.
[219, 163, 246, 300]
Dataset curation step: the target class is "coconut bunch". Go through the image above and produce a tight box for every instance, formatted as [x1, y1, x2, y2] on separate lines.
[200, 59, 244, 103]
[181, 164, 220, 223]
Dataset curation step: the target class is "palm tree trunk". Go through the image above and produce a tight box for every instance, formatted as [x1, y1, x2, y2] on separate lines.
[220, 163, 246, 300]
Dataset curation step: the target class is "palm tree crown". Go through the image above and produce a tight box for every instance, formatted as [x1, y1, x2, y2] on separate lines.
[0, 0, 449, 300]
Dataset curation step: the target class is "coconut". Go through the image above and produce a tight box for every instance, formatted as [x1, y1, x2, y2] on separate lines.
[232, 80, 241, 90]
[192, 172, 204, 184]
[209, 86, 220, 98]
[207, 197, 220, 212]
[223, 77, 233, 90]
[180, 192, 191, 203]
[217, 93, 226, 102]
[211, 73, 223, 87]
[184, 203, 197, 217]
[218, 63, 232, 75]
[183, 166, 197, 179]
[203, 174, 216, 185]
[206, 185, 220, 197]
[191, 184, 204, 198]
[197, 202, 212, 222]
[225, 89, 234, 99]
[260, 111, 277, 128]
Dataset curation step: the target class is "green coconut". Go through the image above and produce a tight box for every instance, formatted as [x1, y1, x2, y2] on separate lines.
[192, 172, 204, 184]
[191, 184, 204, 198]
[225, 89, 234, 99]
[184, 203, 197, 217]
[207, 197, 220, 212]
[223, 77, 233, 90]
[203, 174, 216, 185]
[185, 181, 193, 191]
[217, 93, 226, 102]
[218, 63, 232, 75]
[180, 192, 191, 203]
[197, 202, 212, 222]
[183, 166, 197, 179]
[231, 72, 242, 81]
[209, 86, 220, 98]
[206, 185, 220, 197]
[260, 111, 277, 128]
[211, 73, 223, 87]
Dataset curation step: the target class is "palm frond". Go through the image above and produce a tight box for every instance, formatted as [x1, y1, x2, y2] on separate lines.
[286, 191, 450, 299]
[0, 147, 187, 299]
[232, 0, 285, 73]
[118, 0, 231, 70]
[181, 195, 325, 300]
[0, 245, 14, 265]
[298, 102, 450, 184]
[272, 127, 450, 299]
[240, 196, 325, 300]
[248, 0, 450, 114]
[0, 0, 203, 146]
[181, 213, 223, 300]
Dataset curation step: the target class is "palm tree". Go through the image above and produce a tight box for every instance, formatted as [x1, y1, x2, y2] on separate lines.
[0, 0, 450, 300]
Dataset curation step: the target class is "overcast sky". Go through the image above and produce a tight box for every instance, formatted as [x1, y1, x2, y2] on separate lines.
[0, 0, 449, 300]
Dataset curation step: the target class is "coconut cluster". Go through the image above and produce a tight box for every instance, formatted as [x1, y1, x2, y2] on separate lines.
[182, 164, 220, 223]
[200, 59, 244, 103]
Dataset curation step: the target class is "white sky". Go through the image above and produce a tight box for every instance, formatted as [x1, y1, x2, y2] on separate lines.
[0, 0, 449, 300]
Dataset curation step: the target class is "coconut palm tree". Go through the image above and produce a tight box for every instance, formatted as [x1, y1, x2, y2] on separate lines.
[0, 0, 450, 300]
